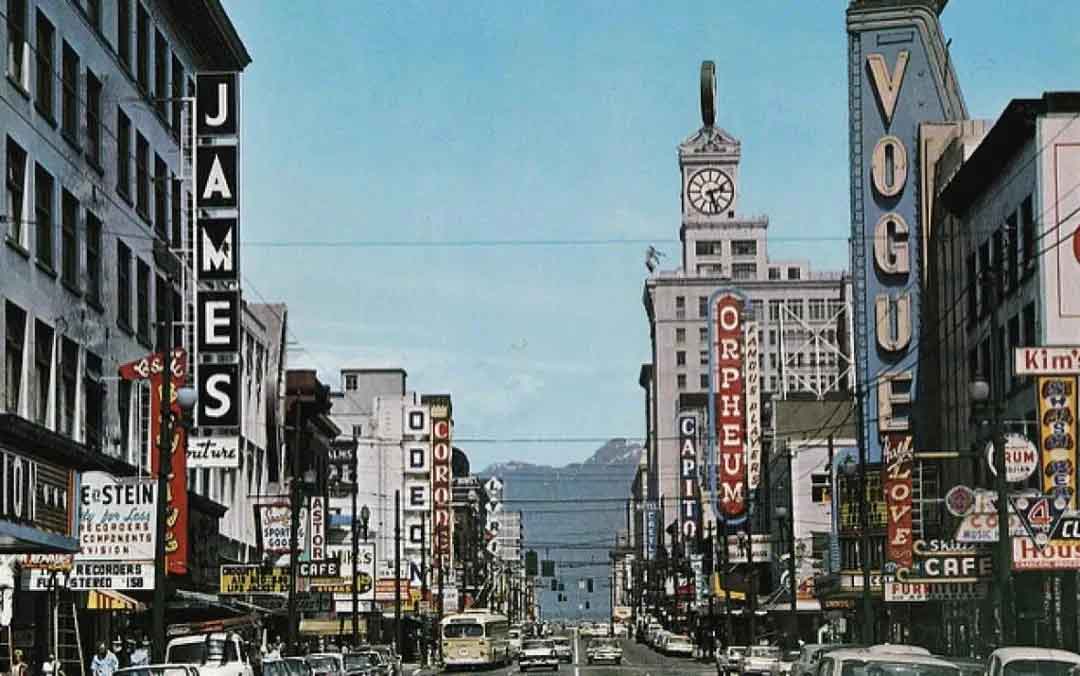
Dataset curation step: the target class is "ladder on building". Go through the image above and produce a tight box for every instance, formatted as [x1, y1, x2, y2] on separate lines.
[56, 601, 85, 676]
[0, 624, 13, 674]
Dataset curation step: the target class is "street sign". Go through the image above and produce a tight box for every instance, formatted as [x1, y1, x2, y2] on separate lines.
[986, 434, 1039, 483]
[1014, 347, 1080, 375]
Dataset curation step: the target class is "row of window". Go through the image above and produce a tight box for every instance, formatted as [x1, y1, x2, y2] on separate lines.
[965, 195, 1037, 322]
[695, 239, 759, 257]
[673, 295, 845, 321]
[967, 302, 1038, 394]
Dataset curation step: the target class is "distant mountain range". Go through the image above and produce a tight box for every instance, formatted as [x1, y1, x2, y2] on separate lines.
[480, 439, 643, 620]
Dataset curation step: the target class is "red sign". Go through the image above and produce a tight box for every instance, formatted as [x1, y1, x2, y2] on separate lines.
[429, 397, 453, 564]
[883, 433, 914, 570]
[119, 349, 189, 575]
[712, 293, 745, 520]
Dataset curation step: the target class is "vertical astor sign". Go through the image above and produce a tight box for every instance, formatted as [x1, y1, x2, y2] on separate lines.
[1038, 376, 1079, 508]
[678, 415, 699, 541]
[710, 291, 746, 523]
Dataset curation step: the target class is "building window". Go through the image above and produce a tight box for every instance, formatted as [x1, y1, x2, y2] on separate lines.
[769, 329, 776, 346]
[170, 175, 181, 248]
[7, 0, 28, 87]
[769, 300, 782, 321]
[154, 29, 167, 118]
[351, 424, 362, 438]
[696, 327, 706, 343]
[171, 54, 184, 140]
[136, 259, 150, 344]
[61, 41, 78, 143]
[59, 337, 77, 437]
[154, 154, 166, 239]
[117, 109, 131, 198]
[700, 350, 708, 366]
[135, 132, 149, 219]
[698, 296, 708, 319]
[83, 351, 101, 449]
[809, 299, 826, 321]
[676, 351, 686, 367]
[85, 0, 101, 31]
[344, 374, 358, 391]
[787, 267, 801, 280]
[61, 189, 78, 289]
[34, 163, 53, 270]
[751, 299, 763, 320]
[769, 353, 777, 369]
[6, 137, 27, 247]
[35, 10, 54, 121]
[1021, 195, 1036, 274]
[811, 474, 831, 503]
[675, 295, 685, 319]
[992, 227, 1005, 300]
[4, 302, 25, 413]
[117, 0, 131, 69]
[1008, 314, 1021, 390]
[135, 2, 149, 93]
[732, 240, 756, 256]
[965, 252, 977, 325]
[676, 374, 687, 390]
[978, 241, 991, 316]
[788, 300, 804, 320]
[732, 262, 756, 280]
[768, 267, 780, 280]
[1023, 302, 1037, 347]
[769, 375, 777, 391]
[675, 328, 686, 344]
[700, 374, 709, 389]
[1006, 212, 1019, 291]
[34, 319, 52, 425]
[117, 240, 132, 330]
[85, 69, 102, 167]
[695, 241, 718, 256]
[86, 211, 101, 305]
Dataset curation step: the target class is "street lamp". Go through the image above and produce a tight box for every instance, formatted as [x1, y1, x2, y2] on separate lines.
[775, 506, 797, 642]
[840, 455, 872, 643]
[360, 505, 371, 541]
[970, 372, 1012, 645]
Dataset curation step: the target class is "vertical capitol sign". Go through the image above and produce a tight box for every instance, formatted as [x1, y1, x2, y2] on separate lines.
[847, 1, 965, 466]
[678, 415, 699, 542]
[709, 291, 747, 524]
[192, 72, 242, 466]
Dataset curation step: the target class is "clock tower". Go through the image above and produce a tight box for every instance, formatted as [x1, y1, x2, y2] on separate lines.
[680, 62, 742, 222]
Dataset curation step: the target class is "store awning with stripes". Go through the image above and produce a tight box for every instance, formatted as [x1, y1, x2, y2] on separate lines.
[87, 590, 146, 612]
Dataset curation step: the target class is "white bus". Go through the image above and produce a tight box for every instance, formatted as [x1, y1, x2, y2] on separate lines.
[441, 609, 511, 669]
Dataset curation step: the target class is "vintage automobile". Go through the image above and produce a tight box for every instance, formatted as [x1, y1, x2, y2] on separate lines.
[519, 639, 560, 672]
[741, 645, 782, 676]
[586, 638, 623, 666]
[717, 645, 748, 676]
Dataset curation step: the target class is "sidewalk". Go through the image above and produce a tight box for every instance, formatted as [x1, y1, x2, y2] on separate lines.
[403, 662, 439, 675]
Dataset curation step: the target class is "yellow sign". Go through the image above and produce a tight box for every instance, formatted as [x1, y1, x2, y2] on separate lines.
[1038, 376, 1078, 508]
[710, 573, 747, 601]
[220, 565, 289, 595]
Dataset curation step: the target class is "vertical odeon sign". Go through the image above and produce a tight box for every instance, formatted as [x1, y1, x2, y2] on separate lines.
[193, 72, 242, 460]
[708, 290, 747, 525]
[847, 4, 965, 465]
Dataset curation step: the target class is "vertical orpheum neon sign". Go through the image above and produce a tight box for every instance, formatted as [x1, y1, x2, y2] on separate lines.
[709, 291, 746, 524]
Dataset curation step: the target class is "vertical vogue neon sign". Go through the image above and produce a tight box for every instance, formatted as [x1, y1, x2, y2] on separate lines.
[710, 291, 746, 523]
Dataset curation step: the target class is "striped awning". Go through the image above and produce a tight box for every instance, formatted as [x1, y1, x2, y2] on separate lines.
[87, 589, 146, 612]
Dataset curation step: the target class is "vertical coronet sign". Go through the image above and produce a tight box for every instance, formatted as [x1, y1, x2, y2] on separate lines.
[1038, 376, 1078, 508]
[427, 395, 453, 568]
[744, 322, 762, 491]
[193, 71, 242, 464]
[678, 415, 699, 542]
[709, 291, 746, 523]
[848, 5, 965, 464]
[883, 433, 914, 572]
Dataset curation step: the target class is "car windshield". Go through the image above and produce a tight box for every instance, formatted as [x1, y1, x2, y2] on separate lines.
[731, 648, 748, 657]
[167, 640, 227, 664]
[752, 646, 781, 658]
[595, 639, 618, 648]
[444, 622, 484, 638]
[362, 653, 384, 665]
[1004, 661, 1080, 676]
[524, 640, 553, 650]
[840, 659, 959, 676]
[342, 655, 371, 670]
[306, 658, 337, 673]
[118, 669, 193, 676]
[553, 637, 571, 646]
[509, 630, 521, 638]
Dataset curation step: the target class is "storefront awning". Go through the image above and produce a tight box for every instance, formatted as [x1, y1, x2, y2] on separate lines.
[87, 589, 146, 612]
[299, 618, 358, 636]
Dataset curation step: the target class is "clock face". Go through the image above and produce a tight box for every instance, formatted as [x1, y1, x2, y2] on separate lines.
[687, 169, 734, 215]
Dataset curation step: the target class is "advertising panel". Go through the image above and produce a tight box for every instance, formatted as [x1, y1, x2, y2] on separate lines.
[309, 497, 326, 560]
[1042, 134, 1080, 343]
[77, 472, 156, 560]
[375, 578, 411, 602]
[678, 415, 699, 541]
[883, 433, 914, 571]
[884, 581, 987, 603]
[1037, 376, 1078, 507]
[986, 434, 1039, 483]
[187, 436, 239, 469]
[67, 561, 154, 591]
[322, 542, 375, 601]
[1015, 347, 1080, 376]
[946, 485, 1026, 542]
[744, 322, 762, 491]
[710, 291, 746, 522]
[20, 554, 73, 591]
[1012, 538, 1080, 571]
[726, 534, 772, 563]
[256, 503, 307, 556]
[219, 564, 289, 594]
[485, 476, 503, 557]
[427, 395, 453, 566]
[0, 449, 71, 536]
[847, 3, 964, 463]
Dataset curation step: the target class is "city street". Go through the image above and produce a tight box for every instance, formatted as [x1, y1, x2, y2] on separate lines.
[433, 636, 714, 675]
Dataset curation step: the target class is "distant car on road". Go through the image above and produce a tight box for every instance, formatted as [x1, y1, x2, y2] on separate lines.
[586, 638, 622, 666]
[661, 634, 695, 658]
[987, 647, 1080, 676]
[741, 645, 782, 676]
[519, 639, 559, 672]
[717, 645, 747, 676]
[552, 635, 574, 663]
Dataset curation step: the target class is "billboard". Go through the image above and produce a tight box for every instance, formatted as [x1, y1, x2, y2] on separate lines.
[1037, 376, 1078, 507]
[847, 2, 965, 463]
[709, 290, 746, 523]
[678, 415, 699, 542]
[77, 472, 156, 560]
[883, 433, 914, 571]
[744, 322, 762, 491]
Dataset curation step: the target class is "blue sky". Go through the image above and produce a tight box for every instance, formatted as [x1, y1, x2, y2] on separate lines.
[222, 1, 1080, 470]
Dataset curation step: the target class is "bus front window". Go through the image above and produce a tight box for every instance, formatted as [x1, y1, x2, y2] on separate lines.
[444, 623, 484, 639]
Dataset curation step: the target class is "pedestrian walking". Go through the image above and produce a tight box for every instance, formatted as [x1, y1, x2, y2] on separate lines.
[129, 638, 150, 667]
[111, 639, 127, 670]
[41, 652, 63, 676]
[90, 643, 118, 676]
[11, 649, 28, 676]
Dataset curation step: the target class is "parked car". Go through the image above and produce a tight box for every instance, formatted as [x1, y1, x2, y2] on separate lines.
[586, 638, 623, 666]
[304, 653, 344, 676]
[283, 658, 314, 676]
[780, 650, 801, 676]
[816, 648, 960, 676]
[741, 645, 782, 676]
[650, 629, 671, 650]
[509, 628, 524, 657]
[341, 653, 378, 676]
[552, 635, 574, 663]
[612, 623, 629, 639]
[795, 644, 862, 676]
[362, 646, 400, 676]
[662, 634, 695, 658]
[717, 645, 748, 676]
[987, 648, 1080, 676]
[943, 656, 986, 676]
[165, 633, 255, 676]
[519, 639, 559, 672]
[115, 666, 201, 676]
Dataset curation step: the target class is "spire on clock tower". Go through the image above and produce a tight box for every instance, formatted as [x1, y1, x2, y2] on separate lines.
[680, 61, 742, 221]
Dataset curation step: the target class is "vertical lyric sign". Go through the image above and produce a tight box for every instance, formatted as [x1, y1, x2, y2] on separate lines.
[429, 396, 453, 567]
[710, 291, 746, 523]
[193, 71, 242, 462]
[1038, 376, 1078, 508]
[678, 415, 699, 542]
[883, 433, 914, 571]
[744, 322, 762, 491]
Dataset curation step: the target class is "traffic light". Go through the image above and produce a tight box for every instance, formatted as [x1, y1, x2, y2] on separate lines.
[525, 550, 538, 576]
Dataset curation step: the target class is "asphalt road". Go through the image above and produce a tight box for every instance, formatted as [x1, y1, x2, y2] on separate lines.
[436, 634, 715, 676]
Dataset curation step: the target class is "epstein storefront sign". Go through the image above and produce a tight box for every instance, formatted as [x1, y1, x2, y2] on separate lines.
[193, 72, 242, 465]
[709, 291, 746, 524]
[678, 415, 700, 541]
[848, 2, 965, 464]
[427, 395, 453, 565]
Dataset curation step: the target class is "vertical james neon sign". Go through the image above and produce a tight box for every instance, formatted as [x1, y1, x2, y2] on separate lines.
[709, 291, 746, 523]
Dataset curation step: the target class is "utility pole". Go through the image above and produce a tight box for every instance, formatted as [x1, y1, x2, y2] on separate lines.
[420, 511, 427, 667]
[707, 520, 715, 658]
[350, 433, 359, 648]
[988, 268, 1013, 645]
[394, 490, 402, 656]
[150, 250, 174, 664]
[721, 517, 731, 646]
[287, 402, 302, 656]
[746, 502, 756, 645]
